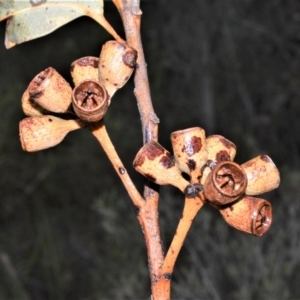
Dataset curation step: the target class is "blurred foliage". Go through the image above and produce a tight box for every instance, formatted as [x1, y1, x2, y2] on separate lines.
[0, 0, 300, 299]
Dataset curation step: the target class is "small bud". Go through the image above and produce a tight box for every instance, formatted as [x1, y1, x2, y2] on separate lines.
[241, 155, 280, 195]
[72, 80, 109, 123]
[201, 135, 236, 184]
[133, 141, 189, 192]
[219, 196, 272, 236]
[28, 67, 72, 113]
[19, 115, 84, 152]
[170, 127, 207, 183]
[21, 90, 47, 116]
[204, 161, 247, 205]
[99, 41, 137, 97]
[70, 56, 99, 86]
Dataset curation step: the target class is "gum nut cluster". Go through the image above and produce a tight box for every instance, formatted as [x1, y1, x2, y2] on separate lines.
[19, 41, 137, 152]
[133, 127, 280, 236]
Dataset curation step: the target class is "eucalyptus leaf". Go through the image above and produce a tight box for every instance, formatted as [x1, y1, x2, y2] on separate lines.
[0, 0, 109, 48]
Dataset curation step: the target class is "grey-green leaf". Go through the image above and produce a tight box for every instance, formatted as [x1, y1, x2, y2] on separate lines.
[1, 0, 104, 48]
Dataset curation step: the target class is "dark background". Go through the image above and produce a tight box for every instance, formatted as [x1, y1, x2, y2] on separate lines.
[1, 0, 300, 299]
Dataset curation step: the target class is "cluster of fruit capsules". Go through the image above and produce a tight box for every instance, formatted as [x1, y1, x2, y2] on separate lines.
[19, 41, 137, 152]
[133, 127, 280, 236]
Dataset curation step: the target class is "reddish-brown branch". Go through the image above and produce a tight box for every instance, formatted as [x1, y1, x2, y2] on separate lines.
[89, 120, 144, 208]
[112, 1, 164, 299]
[90, 120, 167, 299]
[112, 0, 159, 144]
[162, 194, 205, 274]
[155, 194, 205, 297]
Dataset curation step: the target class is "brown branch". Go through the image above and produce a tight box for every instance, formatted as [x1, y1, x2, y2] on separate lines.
[89, 120, 144, 208]
[112, 1, 164, 299]
[155, 194, 205, 297]
[89, 120, 166, 298]
[112, 0, 159, 144]
[162, 194, 205, 274]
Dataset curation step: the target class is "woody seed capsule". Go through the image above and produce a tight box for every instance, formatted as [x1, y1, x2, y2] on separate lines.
[72, 80, 109, 123]
[99, 41, 137, 97]
[70, 56, 99, 86]
[21, 90, 47, 116]
[204, 161, 247, 205]
[19, 115, 84, 152]
[241, 155, 280, 195]
[170, 127, 208, 183]
[133, 141, 189, 192]
[28, 67, 72, 113]
[219, 196, 272, 236]
[201, 135, 237, 185]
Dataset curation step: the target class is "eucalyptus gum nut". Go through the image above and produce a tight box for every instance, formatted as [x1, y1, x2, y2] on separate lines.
[21, 90, 46, 116]
[133, 141, 189, 192]
[28, 67, 72, 113]
[19, 116, 84, 152]
[206, 135, 237, 162]
[219, 196, 272, 236]
[70, 56, 99, 86]
[99, 40, 137, 97]
[72, 80, 109, 123]
[204, 161, 247, 205]
[170, 127, 207, 183]
[241, 155, 280, 195]
[201, 135, 237, 185]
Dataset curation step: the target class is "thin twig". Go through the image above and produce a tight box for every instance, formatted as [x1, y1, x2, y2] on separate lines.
[87, 11, 125, 44]
[111, 1, 164, 299]
[112, 0, 159, 145]
[155, 194, 205, 297]
[89, 120, 144, 208]
[162, 194, 205, 274]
